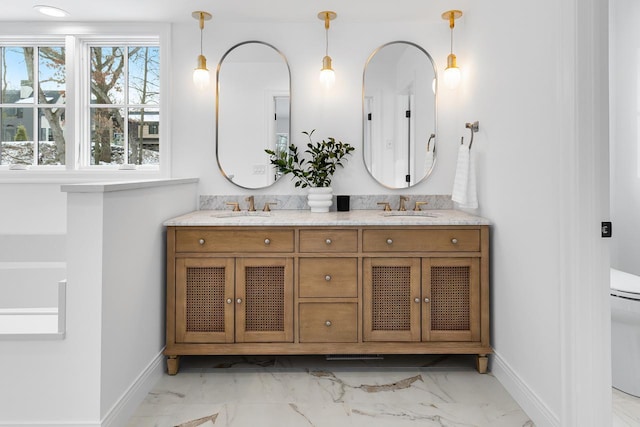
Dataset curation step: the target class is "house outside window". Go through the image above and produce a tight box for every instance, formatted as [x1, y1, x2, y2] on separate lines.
[89, 45, 160, 166]
[0, 45, 66, 165]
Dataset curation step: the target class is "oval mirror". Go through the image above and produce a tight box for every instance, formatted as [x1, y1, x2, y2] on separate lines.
[216, 41, 291, 189]
[363, 41, 437, 188]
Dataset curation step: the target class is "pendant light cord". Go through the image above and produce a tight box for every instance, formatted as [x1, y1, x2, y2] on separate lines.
[325, 16, 330, 57]
[200, 15, 204, 56]
[449, 19, 454, 55]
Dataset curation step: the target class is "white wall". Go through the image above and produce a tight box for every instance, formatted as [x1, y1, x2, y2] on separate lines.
[0, 180, 198, 425]
[461, 2, 562, 420]
[464, 1, 611, 426]
[0, 184, 66, 233]
[610, 0, 640, 276]
[0, 185, 66, 310]
[171, 20, 459, 195]
[99, 181, 198, 422]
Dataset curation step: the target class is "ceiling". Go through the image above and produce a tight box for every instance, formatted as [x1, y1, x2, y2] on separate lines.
[2, 1, 455, 24]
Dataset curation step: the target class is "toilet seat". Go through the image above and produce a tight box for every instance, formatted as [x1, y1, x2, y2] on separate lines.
[611, 269, 640, 301]
[610, 268, 640, 397]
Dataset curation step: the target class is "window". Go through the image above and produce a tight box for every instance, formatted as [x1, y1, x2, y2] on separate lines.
[0, 45, 66, 165]
[89, 45, 160, 166]
[0, 29, 163, 172]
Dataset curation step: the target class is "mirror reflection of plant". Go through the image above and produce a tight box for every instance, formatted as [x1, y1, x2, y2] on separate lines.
[266, 129, 355, 188]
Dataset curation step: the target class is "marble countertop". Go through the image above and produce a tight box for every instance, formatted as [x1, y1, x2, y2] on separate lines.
[163, 209, 490, 227]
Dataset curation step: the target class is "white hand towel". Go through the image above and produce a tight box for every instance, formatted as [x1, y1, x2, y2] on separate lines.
[451, 145, 478, 209]
[424, 149, 434, 173]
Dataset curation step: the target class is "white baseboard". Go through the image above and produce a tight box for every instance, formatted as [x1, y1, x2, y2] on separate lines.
[491, 351, 560, 427]
[101, 350, 165, 427]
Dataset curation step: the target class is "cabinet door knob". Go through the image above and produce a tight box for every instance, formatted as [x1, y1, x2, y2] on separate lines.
[198, 238, 205, 245]
[325, 275, 332, 281]
[424, 297, 430, 303]
[451, 238, 458, 244]
[325, 238, 332, 245]
[226, 298, 233, 304]
[386, 238, 393, 245]
[236, 298, 242, 304]
[414, 297, 420, 303]
[264, 238, 271, 245]
[325, 320, 332, 327]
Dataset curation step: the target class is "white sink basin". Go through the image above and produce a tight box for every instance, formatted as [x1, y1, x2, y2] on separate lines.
[381, 211, 440, 218]
[211, 211, 272, 218]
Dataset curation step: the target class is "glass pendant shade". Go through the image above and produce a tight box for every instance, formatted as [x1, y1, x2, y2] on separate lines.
[319, 55, 335, 89]
[193, 54, 210, 89]
[443, 53, 461, 89]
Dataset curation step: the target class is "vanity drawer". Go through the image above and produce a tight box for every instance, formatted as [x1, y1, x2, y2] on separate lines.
[299, 302, 357, 343]
[299, 230, 358, 253]
[175, 229, 294, 253]
[299, 258, 358, 298]
[362, 229, 480, 252]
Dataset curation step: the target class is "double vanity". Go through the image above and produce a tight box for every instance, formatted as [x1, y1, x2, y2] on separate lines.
[163, 208, 491, 375]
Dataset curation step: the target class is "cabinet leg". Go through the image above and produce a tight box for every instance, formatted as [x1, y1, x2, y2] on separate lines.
[476, 354, 488, 374]
[167, 356, 180, 375]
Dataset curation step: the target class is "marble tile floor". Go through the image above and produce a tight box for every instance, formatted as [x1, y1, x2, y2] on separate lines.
[128, 354, 535, 427]
[613, 387, 640, 426]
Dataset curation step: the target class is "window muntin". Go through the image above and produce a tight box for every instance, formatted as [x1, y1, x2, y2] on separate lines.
[89, 45, 159, 166]
[0, 45, 65, 166]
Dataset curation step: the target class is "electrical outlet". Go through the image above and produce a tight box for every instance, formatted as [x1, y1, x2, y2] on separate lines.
[601, 221, 612, 238]
[253, 164, 266, 175]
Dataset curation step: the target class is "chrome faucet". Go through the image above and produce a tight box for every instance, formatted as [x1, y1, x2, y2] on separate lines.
[398, 196, 408, 211]
[246, 196, 256, 212]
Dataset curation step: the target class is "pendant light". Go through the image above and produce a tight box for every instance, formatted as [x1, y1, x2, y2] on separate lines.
[192, 11, 212, 90]
[318, 11, 337, 90]
[442, 10, 463, 90]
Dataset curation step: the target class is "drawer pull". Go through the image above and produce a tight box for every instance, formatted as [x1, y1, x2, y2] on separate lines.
[451, 238, 458, 244]
[325, 275, 332, 281]
[198, 238, 205, 245]
[236, 298, 242, 304]
[424, 297, 430, 303]
[325, 238, 332, 245]
[264, 238, 271, 245]
[325, 320, 332, 327]
[386, 238, 393, 245]
[414, 297, 420, 303]
[226, 298, 233, 304]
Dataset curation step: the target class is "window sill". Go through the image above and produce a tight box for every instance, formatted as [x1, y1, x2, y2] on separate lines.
[0, 168, 165, 184]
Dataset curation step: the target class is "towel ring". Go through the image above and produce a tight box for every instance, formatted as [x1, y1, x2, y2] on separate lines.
[465, 121, 479, 150]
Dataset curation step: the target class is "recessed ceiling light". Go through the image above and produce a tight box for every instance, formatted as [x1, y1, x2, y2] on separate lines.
[34, 5, 69, 18]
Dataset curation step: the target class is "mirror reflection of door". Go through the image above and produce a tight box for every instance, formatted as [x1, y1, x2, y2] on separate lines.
[216, 41, 291, 189]
[271, 95, 290, 181]
[363, 41, 437, 188]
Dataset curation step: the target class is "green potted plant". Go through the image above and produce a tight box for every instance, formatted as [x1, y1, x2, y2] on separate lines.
[266, 130, 354, 212]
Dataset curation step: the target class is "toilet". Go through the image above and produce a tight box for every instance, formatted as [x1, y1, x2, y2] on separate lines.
[611, 268, 640, 397]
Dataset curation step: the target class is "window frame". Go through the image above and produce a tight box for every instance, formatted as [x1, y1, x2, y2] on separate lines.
[80, 37, 161, 170]
[0, 38, 66, 168]
[0, 23, 170, 180]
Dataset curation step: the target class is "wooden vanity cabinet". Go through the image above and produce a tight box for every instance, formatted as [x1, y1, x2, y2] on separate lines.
[165, 224, 490, 375]
[174, 256, 294, 344]
[363, 257, 480, 342]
